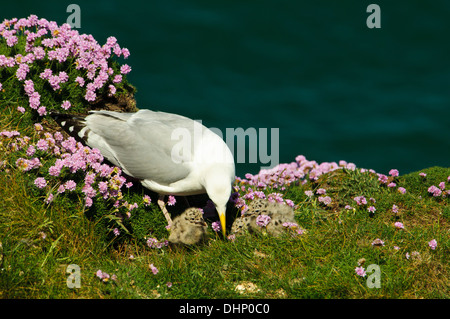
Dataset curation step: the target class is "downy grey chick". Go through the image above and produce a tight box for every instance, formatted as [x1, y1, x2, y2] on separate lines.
[168, 207, 208, 245]
[231, 198, 296, 237]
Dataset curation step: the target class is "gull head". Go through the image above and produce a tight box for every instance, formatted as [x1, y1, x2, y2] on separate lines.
[203, 165, 234, 236]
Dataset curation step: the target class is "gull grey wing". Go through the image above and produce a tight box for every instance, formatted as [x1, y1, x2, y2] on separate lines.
[84, 110, 193, 185]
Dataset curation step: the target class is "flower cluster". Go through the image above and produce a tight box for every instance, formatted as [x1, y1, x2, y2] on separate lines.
[0, 125, 145, 235]
[427, 179, 450, 197]
[377, 168, 407, 194]
[146, 237, 169, 249]
[96, 269, 117, 283]
[0, 15, 132, 116]
[282, 222, 305, 236]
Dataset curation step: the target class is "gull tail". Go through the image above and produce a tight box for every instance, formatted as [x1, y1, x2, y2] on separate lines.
[49, 112, 89, 144]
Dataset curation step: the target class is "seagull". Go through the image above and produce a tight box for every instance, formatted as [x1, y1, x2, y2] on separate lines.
[50, 109, 235, 235]
[168, 207, 208, 245]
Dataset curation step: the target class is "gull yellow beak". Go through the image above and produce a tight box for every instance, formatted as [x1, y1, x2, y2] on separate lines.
[219, 210, 226, 236]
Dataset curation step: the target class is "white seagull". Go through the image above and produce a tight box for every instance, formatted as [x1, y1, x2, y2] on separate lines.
[51, 109, 235, 235]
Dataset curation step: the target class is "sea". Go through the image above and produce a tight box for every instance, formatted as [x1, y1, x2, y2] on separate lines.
[3, 0, 450, 177]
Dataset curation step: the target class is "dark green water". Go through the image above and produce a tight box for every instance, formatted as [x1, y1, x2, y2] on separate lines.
[3, 1, 450, 177]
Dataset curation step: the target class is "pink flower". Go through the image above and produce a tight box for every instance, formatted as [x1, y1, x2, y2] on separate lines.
[34, 177, 47, 189]
[419, 172, 427, 178]
[61, 100, 71, 110]
[17, 106, 25, 113]
[36, 139, 48, 151]
[304, 190, 313, 197]
[438, 182, 445, 190]
[389, 169, 399, 177]
[96, 270, 110, 282]
[64, 180, 77, 191]
[149, 264, 159, 275]
[378, 174, 388, 184]
[37, 106, 47, 116]
[428, 239, 437, 250]
[392, 204, 399, 213]
[428, 185, 442, 197]
[75, 76, 85, 87]
[113, 74, 122, 83]
[142, 194, 152, 206]
[355, 266, 366, 277]
[353, 196, 367, 205]
[16, 63, 29, 80]
[167, 195, 176, 206]
[316, 188, 326, 195]
[45, 193, 54, 204]
[39, 68, 52, 80]
[368, 206, 376, 213]
[394, 222, 404, 229]
[318, 196, 332, 206]
[26, 145, 35, 156]
[397, 187, 406, 194]
[212, 221, 221, 232]
[108, 84, 116, 96]
[120, 64, 131, 74]
[387, 182, 396, 188]
[285, 199, 294, 207]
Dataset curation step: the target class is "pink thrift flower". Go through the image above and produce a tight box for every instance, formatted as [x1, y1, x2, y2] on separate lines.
[45, 193, 54, 204]
[34, 177, 47, 189]
[37, 106, 47, 116]
[120, 64, 132, 74]
[167, 195, 176, 206]
[17, 106, 26, 114]
[392, 204, 399, 213]
[212, 221, 221, 232]
[143, 195, 151, 206]
[318, 196, 332, 206]
[389, 169, 399, 177]
[353, 196, 367, 205]
[397, 187, 406, 194]
[438, 182, 445, 190]
[285, 199, 294, 207]
[428, 239, 437, 250]
[378, 174, 388, 184]
[61, 100, 71, 110]
[394, 222, 404, 229]
[387, 182, 396, 188]
[149, 264, 159, 275]
[428, 185, 442, 197]
[75, 76, 85, 87]
[304, 190, 313, 197]
[64, 180, 77, 191]
[368, 206, 376, 213]
[355, 266, 366, 277]
[85, 197, 93, 207]
[419, 172, 427, 178]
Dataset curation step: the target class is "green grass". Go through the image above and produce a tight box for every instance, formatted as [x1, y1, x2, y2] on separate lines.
[1, 126, 449, 299]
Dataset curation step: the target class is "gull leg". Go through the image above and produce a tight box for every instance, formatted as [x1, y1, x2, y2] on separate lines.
[182, 196, 190, 208]
[158, 195, 173, 228]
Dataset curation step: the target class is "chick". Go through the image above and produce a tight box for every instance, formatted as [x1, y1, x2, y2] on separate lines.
[168, 207, 208, 245]
[231, 198, 296, 237]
